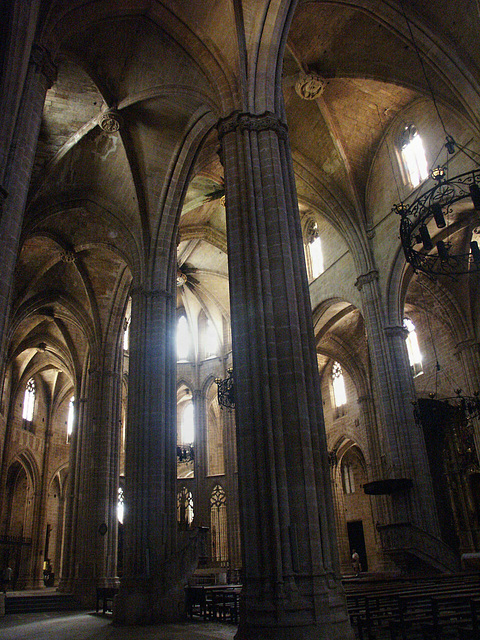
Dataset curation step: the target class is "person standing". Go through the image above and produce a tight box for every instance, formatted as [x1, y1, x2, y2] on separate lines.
[2, 565, 13, 593]
[351, 550, 361, 576]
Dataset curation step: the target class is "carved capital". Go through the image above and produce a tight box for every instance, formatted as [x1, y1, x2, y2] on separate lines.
[295, 72, 327, 100]
[384, 325, 409, 340]
[354, 269, 379, 291]
[98, 108, 123, 133]
[30, 45, 57, 88]
[217, 110, 288, 142]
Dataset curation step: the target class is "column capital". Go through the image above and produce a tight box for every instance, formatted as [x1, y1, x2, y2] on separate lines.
[130, 286, 173, 300]
[30, 45, 57, 88]
[217, 110, 289, 142]
[354, 269, 379, 291]
[384, 325, 408, 340]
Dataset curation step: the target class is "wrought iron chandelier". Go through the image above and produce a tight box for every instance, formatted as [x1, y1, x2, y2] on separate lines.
[394, 148, 480, 278]
[392, 0, 480, 279]
[215, 368, 235, 409]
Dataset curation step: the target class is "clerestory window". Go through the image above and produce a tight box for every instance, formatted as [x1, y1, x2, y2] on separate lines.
[404, 318, 423, 377]
[332, 361, 347, 410]
[67, 396, 75, 443]
[177, 314, 191, 361]
[399, 124, 429, 188]
[342, 462, 355, 494]
[23, 378, 36, 423]
[205, 318, 218, 359]
[305, 219, 324, 279]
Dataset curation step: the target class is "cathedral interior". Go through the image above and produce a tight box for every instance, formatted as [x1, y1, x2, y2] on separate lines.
[2, 1, 480, 638]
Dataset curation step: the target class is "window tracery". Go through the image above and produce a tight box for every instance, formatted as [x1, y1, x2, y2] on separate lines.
[22, 378, 36, 423]
[210, 484, 228, 562]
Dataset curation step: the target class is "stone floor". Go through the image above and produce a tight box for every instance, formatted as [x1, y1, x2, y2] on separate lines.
[0, 611, 237, 640]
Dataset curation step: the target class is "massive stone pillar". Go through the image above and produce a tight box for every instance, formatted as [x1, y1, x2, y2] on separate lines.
[355, 271, 458, 570]
[0, 45, 56, 371]
[218, 111, 354, 640]
[27, 411, 53, 589]
[58, 386, 85, 594]
[114, 285, 180, 624]
[58, 349, 122, 602]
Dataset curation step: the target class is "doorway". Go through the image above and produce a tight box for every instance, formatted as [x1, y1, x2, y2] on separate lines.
[347, 520, 368, 573]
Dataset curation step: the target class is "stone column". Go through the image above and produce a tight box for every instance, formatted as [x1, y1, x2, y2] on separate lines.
[0, 45, 56, 372]
[114, 285, 180, 624]
[218, 111, 353, 640]
[27, 411, 53, 589]
[455, 339, 480, 456]
[59, 351, 122, 602]
[79, 364, 122, 591]
[355, 271, 439, 529]
[58, 390, 86, 594]
[224, 404, 241, 572]
[192, 387, 206, 497]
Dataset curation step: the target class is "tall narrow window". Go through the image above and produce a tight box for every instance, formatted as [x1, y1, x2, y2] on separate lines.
[205, 318, 218, 358]
[332, 361, 347, 408]
[400, 124, 429, 188]
[404, 318, 423, 376]
[342, 462, 355, 494]
[177, 315, 191, 361]
[123, 317, 130, 351]
[177, 398, 195, 479]
[117, 486, 125, 524]
[306, 219, 324, 279]
[177, 487, 194, 529]
[182, 402, 195, 444]
[67, 396, 75, 442]
[23, 378, 36, 422]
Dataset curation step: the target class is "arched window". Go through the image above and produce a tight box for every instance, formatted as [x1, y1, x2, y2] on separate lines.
[177, 487, 194, 529]
[342, 462, 355, 494]
[182, 402, 195, 444]
[117, 486, 125, 524]
[67, 396, 75, 443]
[399, 124, 429, 188]
[207, 390, 224, 476]
[205, 318, 218, 358]
[123, 317, 130, 351]
[210, 485, 228, 563]
[305, 219, 324, 279]
[177, 396, 195, 479]
[332, 361, 347, 409]
[177, 314, 191, 361]
[404, 318, 423, 376]
[22, 378, 36, 422]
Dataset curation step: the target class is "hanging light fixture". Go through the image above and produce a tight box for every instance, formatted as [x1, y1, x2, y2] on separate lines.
[394, 157, 480, 277]
[392, 2, 480, 278]
[215, 368, 235, 409]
